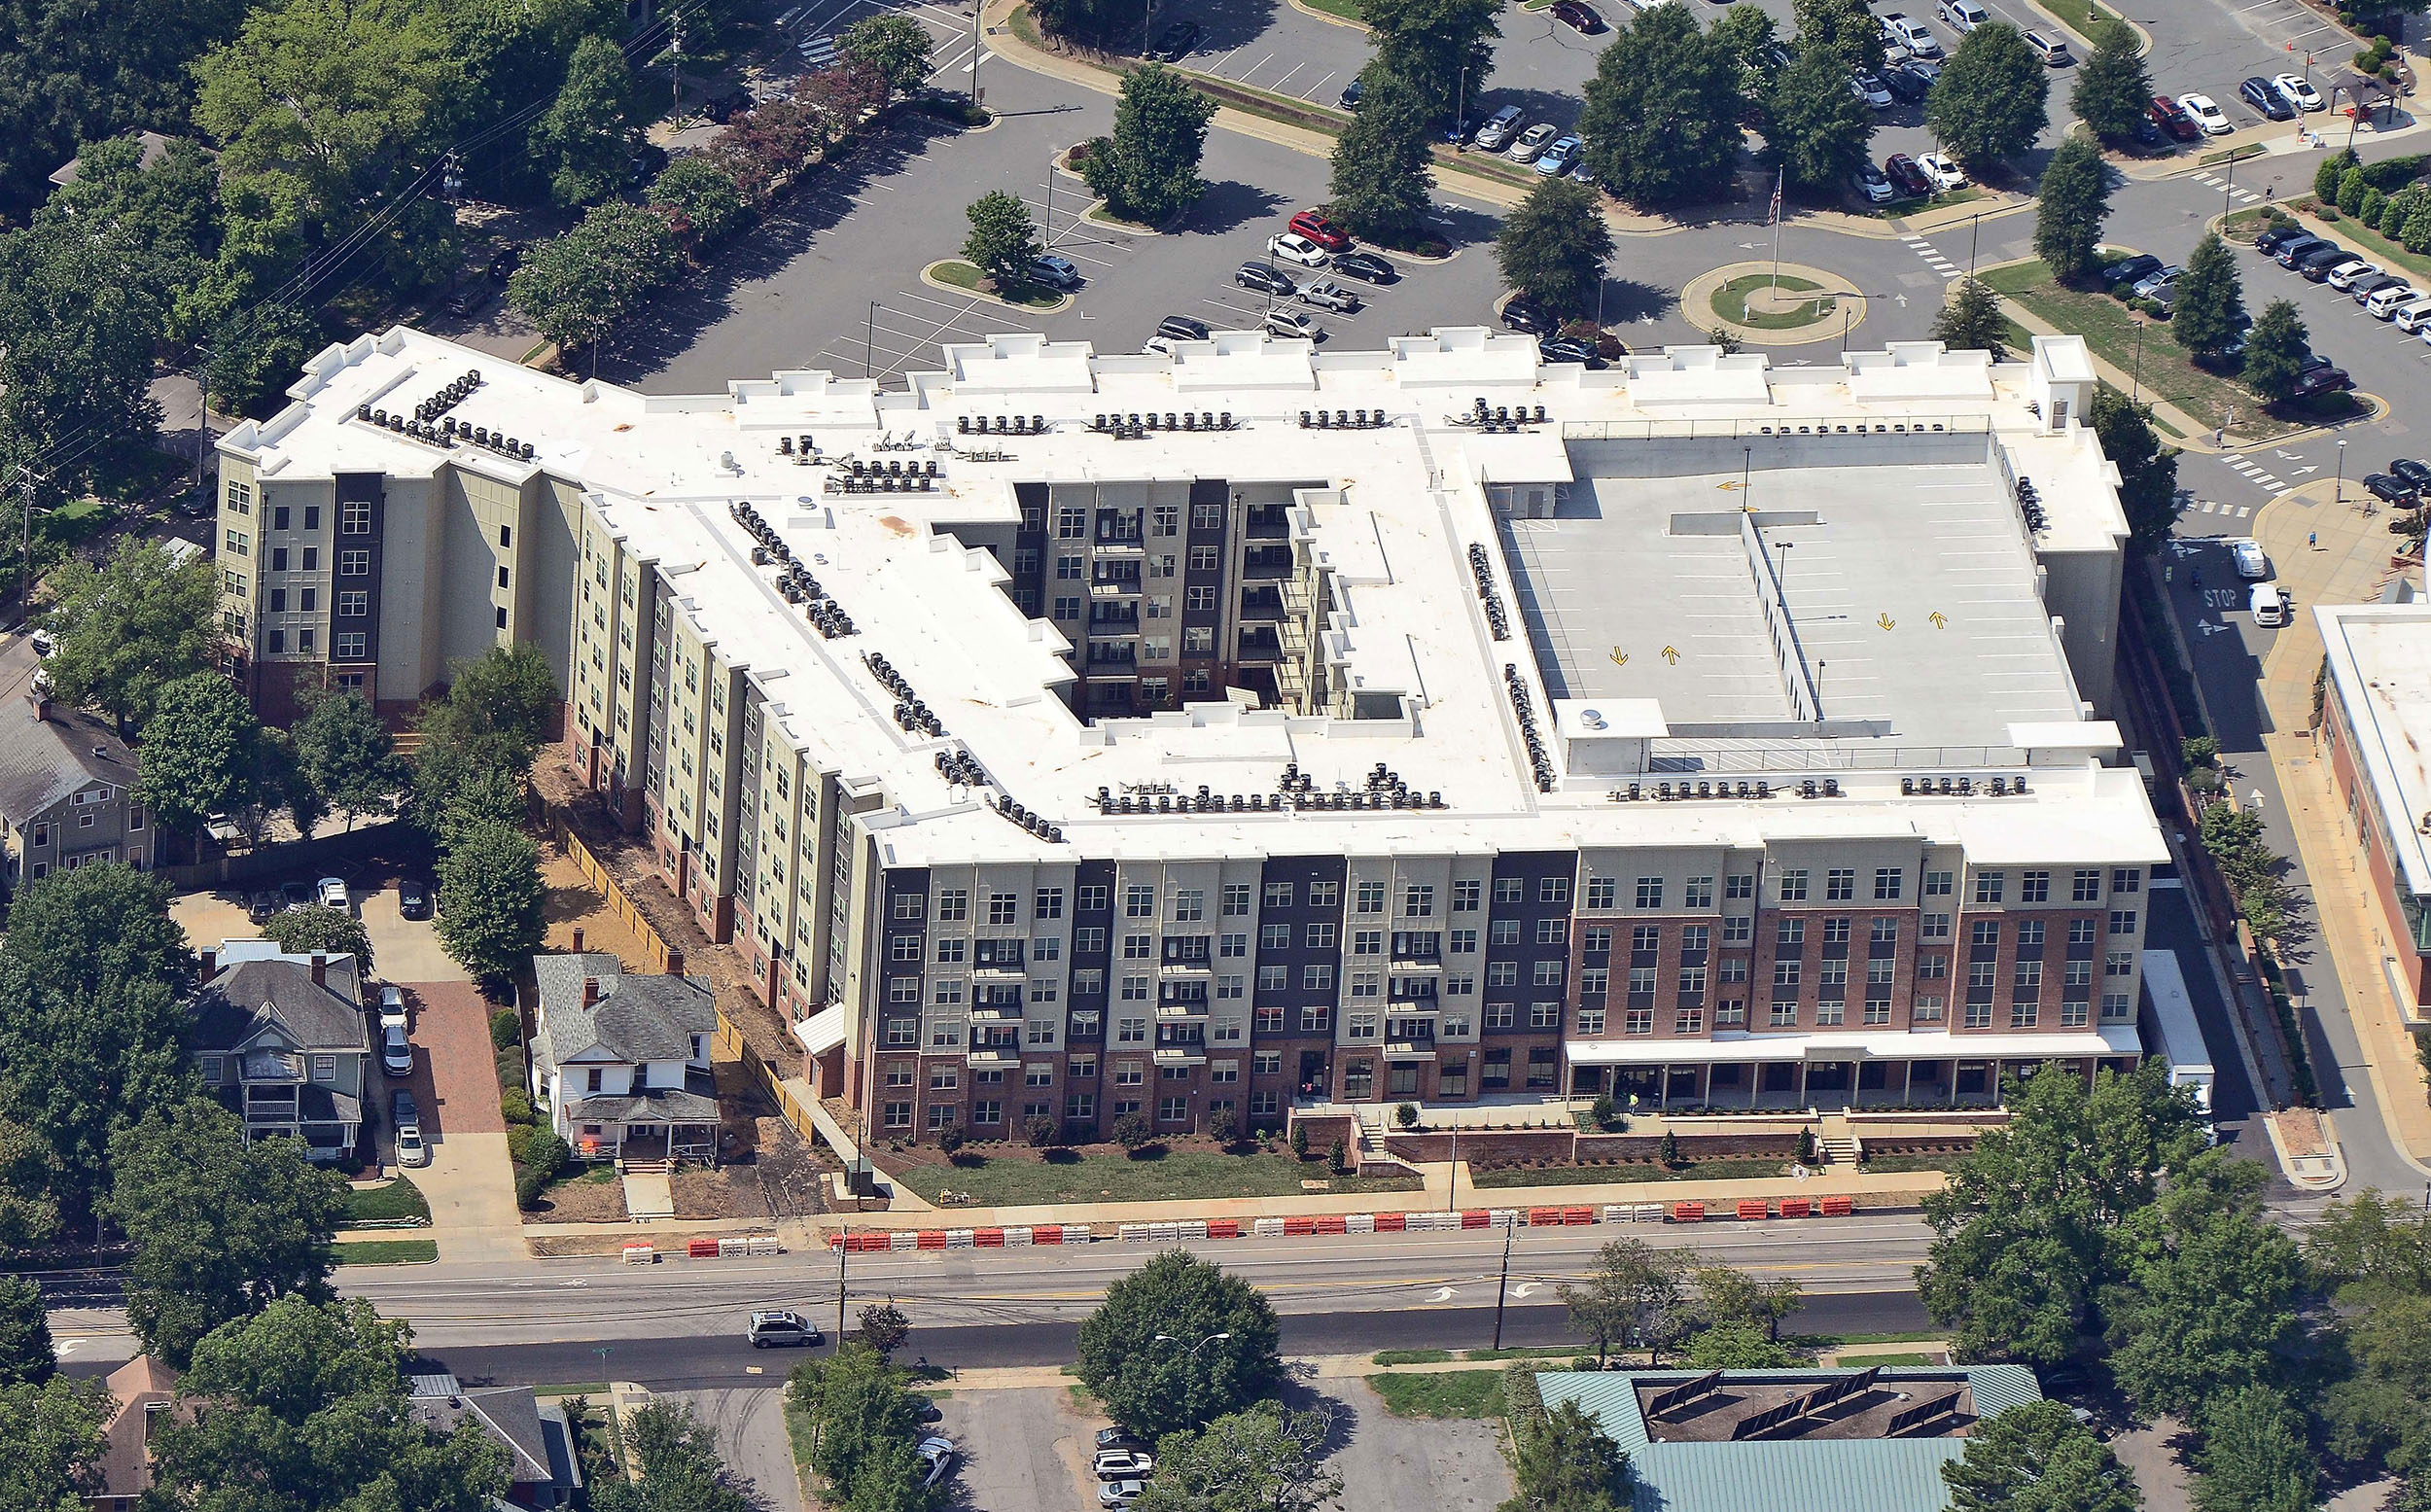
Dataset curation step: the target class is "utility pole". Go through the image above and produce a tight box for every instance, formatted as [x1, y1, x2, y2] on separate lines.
[970, 1, 983, 108]
[1490, 1222, 1514, 1350]
[670, 12, 686, 111]
[194, 346, 213, 487]
[836, 1224, 850, 1345]
[14, 466, 38, 634]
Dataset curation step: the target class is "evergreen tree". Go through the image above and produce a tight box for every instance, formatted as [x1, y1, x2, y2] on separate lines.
[2033, 134, 2112, 282]
[2314, 147, 2355, 202]
[2070, 21, 2151, 144]
[1326, 69, 1436, 248]
[1080, 64, 1216, 225]
[533, 34, 640, 209]
[1932, 278, 2008, 356]
[2240, 298, 2310, 403]
[2171, 232, 2247, 360]
[2089, 384, 2181, 552]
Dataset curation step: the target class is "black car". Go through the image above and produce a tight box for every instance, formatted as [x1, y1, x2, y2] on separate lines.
[1885, 62, 1933, 102]
[444, 284, 495, 318]
[1156, 314, 1211, 342]
[908, 1395, 945, 1424]
[1337, 77, 1362, 110]
[1501, 296, 1555, 334]
[2297, 244, 2355, 280]
[487, 246, 522, 284]
[2239, 76, 2296, 121]
[2102, 253, 2164, 287]
[2393, 458, 2431, 493]
[1331, 250, 1397, 283]
[1539, 334, 1603, 367]
[1236, 263, 1296, 297]
[281, 880, 314, 912]
[1096, 1428, 1148, 1453]
[398, 877, 432, 920]
[1149, 20, 1198, 59]
[247, 887, 280, 924]
[2365, 472, 2417, 505]
[2253, 225, 2308, 256]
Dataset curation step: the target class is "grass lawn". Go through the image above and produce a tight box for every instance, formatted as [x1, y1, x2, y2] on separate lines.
[2200, 143, 2269, 169]
[889, 1148, 1423, 1205]
[1858, 1153, 1967, 1174]
[1367, 1370, 1506, 1419]
[928, 261, 1063, 308]
[334, 1238, 439, 1264]
[1468, 1157, 1789, 1188]
[1462, 1345, 1582, 1361]
[1867, 186, 1988, 221]
[1374, 1349, 1457, 1365]
[1789, 1328, 1948, 1348]
[1833, 1351, 1945, 1366]
[2035, 0, 2118, 39]
[1297, 0, 1366, 19]
[2295, 202, 2431, 288]
[1711, 272, 1838, 331]
[1979, 260, 2295, 438]
[342, 1177, 430, 1226]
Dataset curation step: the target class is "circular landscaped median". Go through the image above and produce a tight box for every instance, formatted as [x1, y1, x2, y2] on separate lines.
[1683, 262, 1870, 347]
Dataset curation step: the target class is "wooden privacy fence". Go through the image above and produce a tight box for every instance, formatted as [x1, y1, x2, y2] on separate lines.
[550, 818, 678, 975]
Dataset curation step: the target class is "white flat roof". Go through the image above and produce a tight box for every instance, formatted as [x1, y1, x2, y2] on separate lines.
[1566, 1022, 2140, 1064]
[2318, 601, 2431, 896]
[225, 328, 2156, 867]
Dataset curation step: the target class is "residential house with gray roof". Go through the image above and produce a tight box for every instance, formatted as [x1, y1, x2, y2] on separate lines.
[407, 1375, 581, 1508]
[191, 940, 372, 1160]
[529, 952, 719, 1163]
[0, 679, 153, 911]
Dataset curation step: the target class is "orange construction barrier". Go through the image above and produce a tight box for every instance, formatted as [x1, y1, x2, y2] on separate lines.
[916, 1230, 947, 1249]
[1736, 1200, 1769, 1222]
[1779, 1197, 1812, 1218]
[974, 1228, 1004, 1248]
[1672, 1201, 1707, 1222]
[1283, 1215, 1317, 1236]
[1374, 1213, 1407, 1231]
[1820, 1194, 1854, 1216]
[1207, 1219, 1241, 1239]
[1315, 1214, 1347, 1235]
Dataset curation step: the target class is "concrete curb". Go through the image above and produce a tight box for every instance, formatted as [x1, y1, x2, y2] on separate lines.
[1681, 262, 1869, 347]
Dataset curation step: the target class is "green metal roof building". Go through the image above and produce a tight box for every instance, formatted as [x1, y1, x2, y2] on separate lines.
[1534, 1365, 2044, 1512]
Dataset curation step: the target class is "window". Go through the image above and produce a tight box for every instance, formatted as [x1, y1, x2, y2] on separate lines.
[2072, 868, 2102, 902]
[497, 566, 511, 590]
[1223, 884, 1253, 916]
[1875, 867, 1904, 901]
[1403, 885, 1434, 917]
[1777, 918, 1805, 948]
[2018, 920, 2044, 947]
[2101, 991, 2133, 1022]
[1721, 915, 1751, 945]
[1636, 876, 1663, 909]
[1485, 1002, 1515, 1029]
[1306, 923, 1336, 949]
[1774, 960, 1802, 987]
[1919, 954, 1948, 978]
[1037, 888, 1065, 920]
[301, 546, 317, 570]
[1121, 974, 1149, 1000]
[2070, 919, 2098, 945]
[299, 628, 316, 651]
[2107, 950, 2135, 976]
[337, 589, 368, 616]
[1684, 876, 1714, 908]
[338, 549, 370, 576]
[1299, 1006, 1330, 1032]
[1924, 869, 1955, 897]
[229, 481, 253, 514]
[1540, 876, 1570, 904]
[1125, 885, 1155, 917]
[1219, 932, 1247, 958]
[1531, 1002, 1562, 1030]
[1302, 965, 1333, 991]
[1354, 930, 1382, 956]
[269, 588, 287, 613]
[2111, 867, 2145, 897]
[2021, 869, 2050, 903]
[1453, 879, 1482, 911]
[1871, 918, 1899, 945]
[1259, 923, 1289, 951]
[1173, 888, 1204, 922]
[1356, 881, 1386, 913]
[1492, 879, 1523, 906]
[1726, 873, 1755, 900]
[1533, 960, 1565, 988]
[1971, 920, 2000, 946]
[225, 529, 249, 556]
[989, 893, 1019, 925]
[1533, 918, 1568, 946]
[1265, 880, 1294, 908]
[1822, 917, 1850, 944]
[2014, 960, 2042, 990]
[1912, 997, 1944, 1023]
[2108, 910, 2138, 936]
[1922, 912, 1953, 940]
[1779, 868, 1809, 902]
[1079, 884, 1110, 913]
[884, 1018, 919, 1046]
[340, 501, 370, 535]
[937, 889, 969, 922]
[270, 547, 289, 571]
[1450, 928, 1477, 954]
[895, 894, 926, 922]
[1974, 871, 2005, 904]
[884, 1102, 914, 1129]
[1586, 877, 1617, 909]
[1826, 868, 1855, 901]
[335, 633, 367, 659]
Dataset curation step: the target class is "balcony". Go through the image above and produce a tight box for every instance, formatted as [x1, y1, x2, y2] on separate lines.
[1241, 549, 1292, 580]
[1090, 575, 1142, 598]
[1245, 509, 1290, 539]
[1087, 645, 1140, 668]
[1383, 1033, 1437, 1057]
[1153, 1045, 1208, 1066]
[1155, 1001, 1211, 1021]
[1089, 605, 1140, 630]
[1237, 630, 1282, 661]
[971, 948, 1026, 976]
[1239, 589, 1285, 621]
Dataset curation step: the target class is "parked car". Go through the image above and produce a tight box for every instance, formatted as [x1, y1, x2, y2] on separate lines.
[1266, 232, 1330, 267]
[1850, 71, 1893, 109]
[444, 283, 494, 319]
[1884, 154, 1932, 197]
[2231, 538, 2270, 580]
[318, 876, 350, 909]
[1261, 308, 1321, 339]
[2149, 94, 2201, 141]
[1505, 123, 1559, 162]
[247, 887, 280, 923]
[1884, 12, 1940, 56]
[1853, 161, 1896, 203]
[1031, 254, 1082, 290]
[2275, 73, 2324, 112]
[1148, 20, 1198, 59]
[1300, 279, 1361, 312]
[1550, 0, 1605, 31]
[399, 876, 432, 919]
[2132, 264, 2184, 299]
[381, 1018, 412, 1076]
[2366, 473, 2418, 505]
[1473, 106, 1525, 152]
[485, 246, 522, 284]
[2393, 458, 2431, 493]
[1094, 1451, 1156, 1480]
[2288, 364, 2353, 397]
[1156, 314, 1211, 342]
[390, 1089, 427, 1169]
[916, 1438, 957, 1490]
[2178, 92, 2230, 133]
[1288, 209, 1352, 251]
[1097, 1428, 1150, 1453]
[2102, 252, 2164, 287]
[909, 1396, 945, 1424]
[2394, 298, 2431, 334]
[2239, 76, 2295, 121]
[1540, 334, 1604, 368]
[1535, 135, 1581, 175]
[1917, 152, 1967, 192]
[2296, 245, 2355, 280]
[2024, 29, 2071, 64]
[2327, 259, 2382, 291]
[746, 1310, 826, 1347]
[1236, 263, 1296, 296]
[1937, 0, 1988, 29]
[2253, 224, 2310, 256]
[1331, 250, 1397, 283]
[1099, 1481, 1146, 1507]
[2272, 233, 2331, 267]
[1500, 296, 1555, 334]
[2358, 275, 2413, 310]
[1886, 61, 1937, 101]
[1337, 77, 1362, 110]
[2249, 582, 2289, 627]
[282, 879, 314, 912]
[380, 985, 405, 1021]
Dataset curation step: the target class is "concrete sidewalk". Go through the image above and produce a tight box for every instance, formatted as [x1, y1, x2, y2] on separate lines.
[2252, 483, 2431, 1173]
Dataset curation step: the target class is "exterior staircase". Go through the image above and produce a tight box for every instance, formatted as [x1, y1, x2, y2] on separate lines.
[1814, 1115, 1862, 1167]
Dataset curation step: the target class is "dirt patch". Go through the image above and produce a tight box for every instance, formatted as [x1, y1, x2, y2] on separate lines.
[751, 1113, 834, 1217]
[674, 1164, 767, 1220]
[538, 839, 663, 970]
[528, 1230, 754, 1258]
[522, 1169, 628, 1224]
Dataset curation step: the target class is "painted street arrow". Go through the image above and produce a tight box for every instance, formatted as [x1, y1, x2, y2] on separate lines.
[1426, 1286, 1460, 1302]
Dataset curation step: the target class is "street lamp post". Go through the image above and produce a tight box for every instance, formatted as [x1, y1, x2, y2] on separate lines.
[2132, 318, 2145, 405]
[866, 300, 883, 380]
[2337, 438, 2348, 504]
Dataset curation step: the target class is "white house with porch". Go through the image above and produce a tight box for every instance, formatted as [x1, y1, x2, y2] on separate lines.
[529, 953, 719, 1164]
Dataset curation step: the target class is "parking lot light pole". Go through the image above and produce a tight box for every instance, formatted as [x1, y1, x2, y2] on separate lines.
[866, 300, 882, 380]
[2337, 439, 2347, 504]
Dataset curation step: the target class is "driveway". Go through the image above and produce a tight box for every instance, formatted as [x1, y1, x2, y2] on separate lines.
[936, 1383, 1095, 1512]
[358, 874, 462, 983]
[665, 1388, 808, 1512]
[386, 978, 523, 1262]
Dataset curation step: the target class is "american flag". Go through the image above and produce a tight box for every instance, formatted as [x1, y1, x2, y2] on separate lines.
[1768, 170, 1782, 226]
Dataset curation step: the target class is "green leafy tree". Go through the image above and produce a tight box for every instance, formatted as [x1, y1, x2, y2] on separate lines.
[962, 190, 1040, 288]
[293, 686, 405, 829]
[534, 33, 640, 209]
[409, 643, 559, 833]
[1135, 1401, 1342, 1512]
[1932, 277, 2008, 356]
[1791, 0, 1885, 75]
[507, 199, 686, 358]
[36, 537, 218, 735]
[0, 0, 246, 217]
[793, 1344, 933, 1512]
[1326, 67, 1437, 248]
[0, 215, 168, 497]
[0, 1112, 62, 1258]
[858, 1302, 912, 1357]
[2103, 1151, 2303, 1418]
[261, 905, 376, 975]
[0, 862, 192, 1223]
[436, 820, 546, 982]
[2192, 1387, 2316, 1512]
[1915, 1062, 2205, 1365]
[1925, 22, 2050, 166]
[435, 763, 529, 852]
[2315, 147, 2356, 202]
[206, 302, 327, 419]
[106, 1094, 345, 1367]
[1943, 1400, 2140, 1512]
[596, 1401, 756, 1512]
[2070, 21, 2152, 144]
[134, 671, 265, 833]
[1559, 1238, 1695, 1366]
[1359, 0, 1501, 118]
[840, 14, 934, 98]
[2034, 133, 2112, 282]
[0, 1374, 110, 1512]
[1685, 1319, 1798, 1368]
[2089, 384, 2181, 554]
[648, 157, 751, 248]
[2362, 186, 2388, 227]
[254, 724, 323, 844]
[2338, 165, 2367, 216]
[1767, 44, 1875, 191]
[1578, 5, 1745, 208]
[2241, 298, 2311, 404]
[1081, 64, 1218, 226]
[1711, 3, 1783, 105]
[1695, 1262, 1802, 1340]
[146, 1297, 510, 1511]
[1076, 1248, 1283, 1438]
[2172, 231, 2247, 360]
[1495, 178, 1613, 319]
[2306, 1189, 2431, 1292]
[1028, 0, 1133, 46]
[1503, 1393, 1632, 1512]
[0, 1273, 53, 1386]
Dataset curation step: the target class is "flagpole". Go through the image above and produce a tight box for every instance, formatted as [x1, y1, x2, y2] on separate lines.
[1769, 168, 1784, 297]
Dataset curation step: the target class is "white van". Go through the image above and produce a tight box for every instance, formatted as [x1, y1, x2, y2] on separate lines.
[2393, 296, 2431, 334]
[2249, 582, 2288, 627]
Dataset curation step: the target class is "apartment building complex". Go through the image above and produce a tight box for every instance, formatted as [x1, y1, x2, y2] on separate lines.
[216, 325, 2161, 1138]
